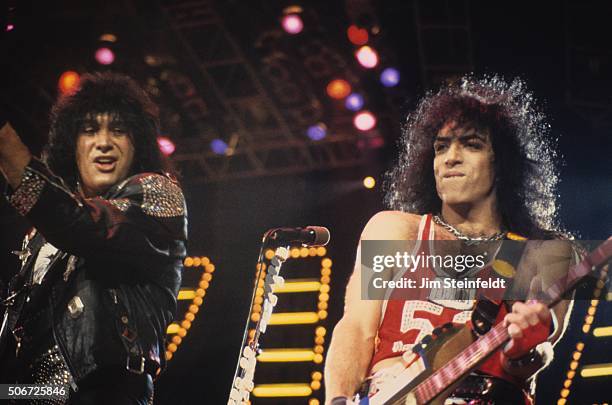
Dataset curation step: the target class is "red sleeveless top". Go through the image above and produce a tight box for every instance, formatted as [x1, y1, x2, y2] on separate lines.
[369, 214, 521, 386]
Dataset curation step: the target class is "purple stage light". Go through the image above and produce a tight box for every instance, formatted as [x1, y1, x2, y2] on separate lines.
[345, 93, 364, 111]
[307, 123, 327, 141]
[210, 139, 228, 155]
[380, 68, 400, 87]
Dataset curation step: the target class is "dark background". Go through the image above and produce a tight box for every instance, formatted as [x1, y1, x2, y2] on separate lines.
[1, 0, 611, 404]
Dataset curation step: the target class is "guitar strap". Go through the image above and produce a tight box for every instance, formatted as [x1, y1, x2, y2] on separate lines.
[471, 237, 528, 335]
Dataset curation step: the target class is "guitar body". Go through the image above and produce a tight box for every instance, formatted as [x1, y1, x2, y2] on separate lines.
[364, 323, 476, 405]
[415, 324, 476, 405]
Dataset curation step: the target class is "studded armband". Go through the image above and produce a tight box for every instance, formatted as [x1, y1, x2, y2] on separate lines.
[7, 165, 46, 216]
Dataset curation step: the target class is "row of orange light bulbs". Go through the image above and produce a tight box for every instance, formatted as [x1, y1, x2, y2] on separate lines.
[165, 256, 215, 361]
[556, 264, 609, 404]
[309, 255, 333, 404]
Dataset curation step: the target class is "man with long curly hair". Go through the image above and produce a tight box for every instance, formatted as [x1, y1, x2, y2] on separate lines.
[0, 72, 187, 404]
[324, 76, 574, 404]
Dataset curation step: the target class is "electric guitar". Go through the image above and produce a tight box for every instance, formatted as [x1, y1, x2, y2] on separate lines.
[358, 238, 612, 405]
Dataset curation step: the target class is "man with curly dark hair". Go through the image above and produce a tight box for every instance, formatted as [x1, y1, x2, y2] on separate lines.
[0, 72, 187, 404]
[325, 76, 574, 404]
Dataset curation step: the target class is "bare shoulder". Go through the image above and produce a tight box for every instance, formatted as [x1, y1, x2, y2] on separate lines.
[361, 210, 422, 240]
[524, 239, 574, 261]
[521, 238, 575, 284]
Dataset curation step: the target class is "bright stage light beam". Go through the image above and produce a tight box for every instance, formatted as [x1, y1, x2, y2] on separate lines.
[282, 14, 303, 34]
[58, 71, 80, 95]
[95, 47, 115, 65]
[253, 383, 312, 397]
[157, 136, 176, 156]
[326, 79, 351, 99]
[354, 111, 377, 131]
[356, 46, 378, 69]
[347, 25, 368, 45]
[257, 349, 316, 362]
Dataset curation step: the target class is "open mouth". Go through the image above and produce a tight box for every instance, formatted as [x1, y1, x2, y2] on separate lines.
[93, 156, 118, 172]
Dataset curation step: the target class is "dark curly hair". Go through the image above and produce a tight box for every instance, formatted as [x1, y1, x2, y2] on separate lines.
[43, 72, 173, 190]
[385, 75, 562, 238]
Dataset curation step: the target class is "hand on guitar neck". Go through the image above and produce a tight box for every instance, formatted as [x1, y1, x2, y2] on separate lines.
[497, 300, 553, 380]
[499, 272, 556, 378]
[503, 300, 551, 359]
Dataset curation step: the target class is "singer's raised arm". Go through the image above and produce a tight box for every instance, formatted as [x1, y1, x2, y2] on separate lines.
[0, 122, 32, 191]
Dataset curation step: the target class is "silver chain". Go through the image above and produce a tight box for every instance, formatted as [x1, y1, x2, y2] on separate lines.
[432, 215, 506, 245]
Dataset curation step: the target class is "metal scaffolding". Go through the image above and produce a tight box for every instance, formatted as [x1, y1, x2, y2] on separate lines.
[155, 0, 367, 183]
[413, 0, 474, 88]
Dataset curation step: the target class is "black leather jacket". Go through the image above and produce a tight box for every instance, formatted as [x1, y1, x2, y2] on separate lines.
[1, 158, 187, 389]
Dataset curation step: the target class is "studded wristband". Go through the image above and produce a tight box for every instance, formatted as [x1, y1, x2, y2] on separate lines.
[504, 347, 544, 369]
[7, 165, 45, 216]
